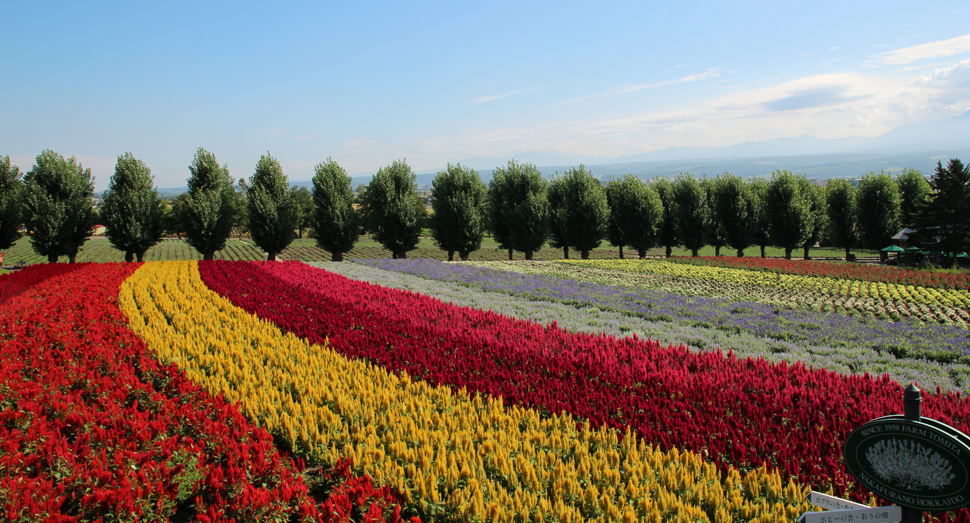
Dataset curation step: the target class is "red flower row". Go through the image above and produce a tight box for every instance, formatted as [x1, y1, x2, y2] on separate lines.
[0, 264, 411, 523]
[198, 260, 970, 509]
[674, 256, 970, 290]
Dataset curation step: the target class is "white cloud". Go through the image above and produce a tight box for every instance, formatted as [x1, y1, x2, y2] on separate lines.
[265, 128, 284, 136]
[613, 68, 720, 94]
[870, 34, 970, 65]
[471, 87, 541, 104]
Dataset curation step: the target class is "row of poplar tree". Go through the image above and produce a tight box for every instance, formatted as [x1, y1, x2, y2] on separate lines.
[0, 149, 967, 265]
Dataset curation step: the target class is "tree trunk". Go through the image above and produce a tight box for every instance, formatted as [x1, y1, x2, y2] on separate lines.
[203, 252, 214, 261]
[48, 254, 58, 263]
[619, 245, 624, 259]
[332, 251, 344, 262]
[392, 252, 398, 259]
[400, 251, 407, 259]
[803, 246, 811, 260]
[784, 247, 792, 260]
[638, 249, 646, 259]
[760, 245, 767, 258]
[525, 250, 533, 261]
[581, 249, 589, 259]
[136, 251, 145, 262]
[737, 248, 744, 257]
[845, 248, 850, 260]
[562, 246, 569, 259]
[267, 251, 277, 262]
[691, 248, 699, 257]
[665, 245, 672, 258]
[125, 251, 134, 263]
[715, 245, 721, 256]
[448, 250, 454, 262]
[459, 251, 469, 262]
[507, 249, 513, 261]
[68, 251, 77, 263]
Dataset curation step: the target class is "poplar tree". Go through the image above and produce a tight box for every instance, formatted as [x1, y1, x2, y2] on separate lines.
[487, 160, 548, 260]
[856, 171, 901, 261]
[99, 153, 164, 262]
[247, 153, 295, 261]
[712, 174, 757, 257]
[896, 168, 931, 228]
[0, 156, 24, 250]
[23, 150, 96, 263]
[801, 181, 827, 260]
[182, 147, 235, 260]
[748, 178, 771, 258]
[289, 186, 314, 238]
[673, 173, 708, 257]
[652, 177, 679, 258]
[361, 159, 422, 259]
[825, 178, 857, 260]
[605, 174, 662, 259]
[430, 163, 487, 261]
[311, 158, 360, 262]
[702, 177, 726, 256]
[555, 165, 609, 259]
[766, 170, 812, 260]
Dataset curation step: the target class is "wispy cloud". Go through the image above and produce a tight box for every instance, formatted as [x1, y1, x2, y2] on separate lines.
[471, 87, 541, 104]
[869, 34, 970, 65]
[265, 128, 284, 136]
[612, 68, 720, 94]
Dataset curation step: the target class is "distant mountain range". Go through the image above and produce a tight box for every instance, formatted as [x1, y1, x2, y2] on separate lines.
[155, 111, 970, 196]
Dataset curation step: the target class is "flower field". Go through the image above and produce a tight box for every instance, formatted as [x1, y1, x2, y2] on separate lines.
[5, 257, 970, 522]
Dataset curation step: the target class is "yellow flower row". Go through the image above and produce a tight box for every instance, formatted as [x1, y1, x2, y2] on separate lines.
[568, 259, 970, 309]
[119, 261, 814, 523]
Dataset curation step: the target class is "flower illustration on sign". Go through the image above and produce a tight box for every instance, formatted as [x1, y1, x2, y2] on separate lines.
[866, 438, 955, 491]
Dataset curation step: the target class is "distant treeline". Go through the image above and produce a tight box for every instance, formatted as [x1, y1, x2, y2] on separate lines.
[1, 149, 968, 266]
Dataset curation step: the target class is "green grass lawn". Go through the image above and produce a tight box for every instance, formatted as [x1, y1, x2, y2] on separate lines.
[0, 234, 883, 272]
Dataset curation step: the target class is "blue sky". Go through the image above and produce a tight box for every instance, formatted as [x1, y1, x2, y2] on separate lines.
[3, 1, 970, 190]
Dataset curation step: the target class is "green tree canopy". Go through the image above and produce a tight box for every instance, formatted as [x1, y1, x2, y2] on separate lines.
[766, 170, 812, 260]
[182, 147, 235, 260]
[361, 159, 422, 259]
[605, 174, 662, 259]
[430, 163, 487, 261]
[0, 156, 24, 250]
[23, 150, 96, 263]
[487, 160, 548, 260]
[672, 173, 709, 257]
[651, 177, 679, 258]
[311, 158, 360, 261]
[896, 167, 931, 228]
[825, 178, 857, 260]
[856, 171, 901, 260]
[99, 152, 164, 262]
[916, 159, 970, 267]
[246, 153, 295, 261]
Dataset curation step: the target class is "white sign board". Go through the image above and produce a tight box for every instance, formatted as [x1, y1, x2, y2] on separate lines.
[807, 491, 870, 511]
[798, 506, 901, 523]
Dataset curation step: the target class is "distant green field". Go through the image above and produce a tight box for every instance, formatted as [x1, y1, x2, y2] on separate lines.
[1, 234, 882, 272]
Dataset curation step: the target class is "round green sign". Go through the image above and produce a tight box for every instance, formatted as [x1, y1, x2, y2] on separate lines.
[844, 417, 970, 511]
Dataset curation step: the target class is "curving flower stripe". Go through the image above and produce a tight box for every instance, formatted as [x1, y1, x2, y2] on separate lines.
[568, 259, 970, 312]
[666, 256, 970, 291]
[0, 263, 329, 522]
[121, 260, 812, 523]
[196, 260, 970, 510]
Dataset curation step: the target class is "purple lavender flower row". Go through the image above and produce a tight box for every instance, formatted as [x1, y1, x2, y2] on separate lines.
[355, 258, 970, 362]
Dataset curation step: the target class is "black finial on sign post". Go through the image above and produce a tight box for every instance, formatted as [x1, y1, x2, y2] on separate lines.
[902, 384, 923, 523]
[904, 383, 921, 422]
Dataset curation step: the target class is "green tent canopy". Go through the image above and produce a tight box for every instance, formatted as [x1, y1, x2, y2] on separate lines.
[881, 245, 905, 252]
